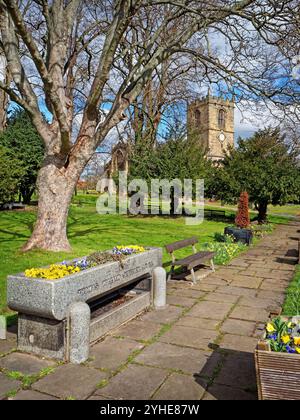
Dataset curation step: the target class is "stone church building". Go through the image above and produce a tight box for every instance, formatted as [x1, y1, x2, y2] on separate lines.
[98, 93, 235, 189]
[187, 94, 235, 160]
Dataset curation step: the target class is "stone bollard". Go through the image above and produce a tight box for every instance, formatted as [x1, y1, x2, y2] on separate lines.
[0, 315, 6, 340]
[68, 302, 90, 364]
[153, 267, 167, 309]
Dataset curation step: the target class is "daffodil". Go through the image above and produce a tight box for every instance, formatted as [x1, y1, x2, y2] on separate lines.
[294, 337, 300, 346]
[281, 335, 291, 345]
[266, 323, 276, 333]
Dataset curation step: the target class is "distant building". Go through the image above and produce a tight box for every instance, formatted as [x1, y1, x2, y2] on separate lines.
[187, 94, 235, 161]
[96, 142, 129, 194]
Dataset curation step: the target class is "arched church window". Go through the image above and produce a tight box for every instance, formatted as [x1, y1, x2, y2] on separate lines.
[194, 109, 201, 126]
[218, 109, 226, 130]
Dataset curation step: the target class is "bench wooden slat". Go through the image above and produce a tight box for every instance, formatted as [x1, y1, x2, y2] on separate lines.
[173, 251, 215, 269]
[165, 237, 198, 253]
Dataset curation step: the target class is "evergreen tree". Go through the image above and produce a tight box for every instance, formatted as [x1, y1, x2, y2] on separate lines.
[0, 109, 44, 204]
[0, 145, 24, 204]
[213, 128, 300, 223]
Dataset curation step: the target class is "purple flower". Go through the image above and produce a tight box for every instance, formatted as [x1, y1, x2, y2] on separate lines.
[268, 333, 278, 340]
[286, 345, 296, 354]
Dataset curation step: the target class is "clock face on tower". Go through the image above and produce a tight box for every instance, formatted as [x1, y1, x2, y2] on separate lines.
[218, 132, 226, 143]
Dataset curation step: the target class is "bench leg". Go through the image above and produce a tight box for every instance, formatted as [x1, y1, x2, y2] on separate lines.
[167, 266, 174, 282]
[210, 259, 215, 272]
[190, 268, 197, 284]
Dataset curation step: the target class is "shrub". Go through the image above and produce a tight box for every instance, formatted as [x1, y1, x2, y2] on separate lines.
[235, 191, 250, 228]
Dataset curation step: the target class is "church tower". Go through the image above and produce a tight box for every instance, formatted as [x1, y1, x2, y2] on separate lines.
[187, 94, 235, 160]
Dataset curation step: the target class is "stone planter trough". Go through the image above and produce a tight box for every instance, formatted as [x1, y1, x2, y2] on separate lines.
[7, 247, 166, 364]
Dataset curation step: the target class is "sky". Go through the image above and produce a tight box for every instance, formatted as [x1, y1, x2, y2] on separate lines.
[234, 107, 259, 140]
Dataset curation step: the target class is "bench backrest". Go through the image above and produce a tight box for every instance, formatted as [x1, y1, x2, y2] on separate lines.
[165, 237, 198, 254]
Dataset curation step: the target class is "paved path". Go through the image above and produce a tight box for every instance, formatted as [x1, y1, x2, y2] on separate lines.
[0, 221, 299, 400]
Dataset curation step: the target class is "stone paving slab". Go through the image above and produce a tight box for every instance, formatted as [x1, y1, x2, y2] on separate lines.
[96, 365, 167, 400]
[0, 352, 56, 376]
[187, 301, 233, 320]
[168, 288, 205, 299]
[158, 325, 218, 350]
[256, 290, 285, 304]
[0, 340, 16, 356]
[219, 334, 259, 353]
[153, 373, 205, 400]
[88, 337, 144, 372]
[229, 306, 270, 323]
[32, 364, 107, 400]
[0, 372, 21, 399]
[176, 316, 219, 330]
[134, 342, 211, 374]
[137, 306, 183, 325]
[199, 277, 229, 286]
[190, 283, 218, 292]
[11, 390, 59, 400]
[112, 320, 162, 342]
[220, 319, 256, 337]
[203, 292, 240, 304]
[231, 276, 263, 289]
[213, 352, 256, 390]
[238, 296, 280, 309]
[167, 295, 196, 308]
[216, 286, 257, 297]
[203, 384, 257, 400]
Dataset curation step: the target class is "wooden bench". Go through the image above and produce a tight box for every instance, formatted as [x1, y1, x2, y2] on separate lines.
[204, 209, 226, 219]
[165, 237, 215, 284]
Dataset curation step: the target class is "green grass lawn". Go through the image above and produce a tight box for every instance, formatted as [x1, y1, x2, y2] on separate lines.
[282, 265, 300, 316]
[0, 194, 294, 317]
[0, 196, 228, 315]
[206, 201, 300, 218]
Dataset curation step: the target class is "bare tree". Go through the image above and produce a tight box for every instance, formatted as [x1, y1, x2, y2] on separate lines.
[0, 0, 298, 251]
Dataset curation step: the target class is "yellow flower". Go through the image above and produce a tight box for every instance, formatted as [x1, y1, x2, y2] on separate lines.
[281, 335, 291, 344]
[24, 264, 82, 280]
[266, 323, 276, 333]
[294, 337, 300, 346]
[296, 347, 300, 354]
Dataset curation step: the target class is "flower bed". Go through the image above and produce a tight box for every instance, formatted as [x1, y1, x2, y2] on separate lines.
[203, 234, 247, 265]
[7, 246, 161, 321]
[256, 316, 300, 400]
[24, 245, 146, 280]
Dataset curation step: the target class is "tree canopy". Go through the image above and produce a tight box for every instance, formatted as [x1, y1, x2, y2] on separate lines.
[0, 109, 44, 203]
[0, 145, 24, 204]
[0, 0, 299, 251]
[212, 128, 300, 222]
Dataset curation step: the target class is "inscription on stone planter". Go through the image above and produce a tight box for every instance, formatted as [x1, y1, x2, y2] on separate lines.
[77, 283, 100, 296]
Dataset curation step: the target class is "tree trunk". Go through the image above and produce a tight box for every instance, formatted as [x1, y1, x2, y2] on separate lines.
[257, 201, 268, 224]
[22, 161, 78, 252]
